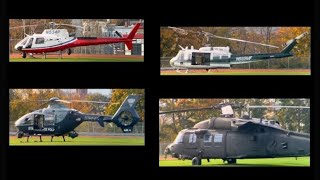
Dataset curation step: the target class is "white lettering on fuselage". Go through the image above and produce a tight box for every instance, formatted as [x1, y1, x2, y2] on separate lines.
[85, 116, 98, 121]
[43, 128, 55, 132]
[45, 30, 61, 34]
[235, 56, 252, 61]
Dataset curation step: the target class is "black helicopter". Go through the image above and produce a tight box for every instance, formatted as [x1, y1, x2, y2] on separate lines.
[160, 102, 310, 165]
[14, 94, 141, 142]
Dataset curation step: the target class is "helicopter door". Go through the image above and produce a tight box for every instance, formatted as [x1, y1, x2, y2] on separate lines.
[203, 132, 226, 158]
[25, 38, 34, 48]
[34, 114, 44, 130]
[184, 133, 198, 149]
[191, 53, 210, 65]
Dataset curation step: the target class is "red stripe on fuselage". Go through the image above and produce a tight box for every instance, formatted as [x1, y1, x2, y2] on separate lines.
[21, 38, 131, 53]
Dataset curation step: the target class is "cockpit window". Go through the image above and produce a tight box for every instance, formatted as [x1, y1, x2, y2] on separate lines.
[204, 134, 212, 142]
[25, 38, 34, 48]
[23, 116, 33, 125]
[35, 38, 45, 44]
[188, 133, 197, 143]
[173, 132, 184, 143]
[20, 36, 29, 45]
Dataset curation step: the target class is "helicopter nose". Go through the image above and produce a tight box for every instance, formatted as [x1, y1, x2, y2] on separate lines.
[15, 45, 23, 51]
[165, 143, 178, 158]
[169, 57, 175, 67]
[164, 145, 171, 155]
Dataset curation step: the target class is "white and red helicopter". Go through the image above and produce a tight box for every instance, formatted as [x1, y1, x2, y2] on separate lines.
[13, 21, 141, 58]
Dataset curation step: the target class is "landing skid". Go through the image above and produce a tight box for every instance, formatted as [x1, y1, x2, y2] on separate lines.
[175, 68, 189, 73]
[41, 50, 63, 59]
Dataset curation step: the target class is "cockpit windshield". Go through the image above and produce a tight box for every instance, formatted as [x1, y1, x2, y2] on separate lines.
[15, 113, 33, 126]
[19, 36, 30, 45]
[173, 131, 184, 143]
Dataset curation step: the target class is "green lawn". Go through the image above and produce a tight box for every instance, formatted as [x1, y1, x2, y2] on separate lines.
[159, 157, 310, 167]
[161, 72, 310, 75]
[10, 58, 143, 62]
[10, 136, 144, 146]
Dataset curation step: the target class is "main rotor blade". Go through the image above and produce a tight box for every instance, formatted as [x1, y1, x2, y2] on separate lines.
[68, 100, 110, 104]
[159, 107, 213, 114]
[212, 35, 279, 48]
[10, 25, 38, 29]
[248, 105, 310, 109]
[55, 99, 71, 104]
[58, 24, 84, 29]
[167, 26, 279, 48]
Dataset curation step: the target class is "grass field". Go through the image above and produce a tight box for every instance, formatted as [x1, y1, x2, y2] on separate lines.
[10, 57, 143, 62]
[159, 157, 310, 167]
[10, 136, 144, 146]
[161, 69, 310, 75]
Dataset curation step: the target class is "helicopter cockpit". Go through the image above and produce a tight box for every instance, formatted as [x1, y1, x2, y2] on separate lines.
[14, 36, 30, 51]
[15, 112, 34, 126]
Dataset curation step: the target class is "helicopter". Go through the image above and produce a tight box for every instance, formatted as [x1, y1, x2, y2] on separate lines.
[12, 21, 141, 59]
[160, 102, 310, 165]
[165, 27, 309, 72]
[13, 94, 142, 142]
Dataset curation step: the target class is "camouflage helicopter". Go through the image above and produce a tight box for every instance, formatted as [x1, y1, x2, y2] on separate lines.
[13, 95, 141, 142]
[160, 102, 310, 165]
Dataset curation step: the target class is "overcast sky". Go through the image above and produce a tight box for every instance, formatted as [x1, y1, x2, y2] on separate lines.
[61, 89, 112, 96]
[88, 89, 112, 96]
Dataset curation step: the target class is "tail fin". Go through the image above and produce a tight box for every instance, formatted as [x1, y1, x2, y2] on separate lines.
[281, 32, 309, 54]
[124, 22, 141, 50]
[112, 95, 141, 133]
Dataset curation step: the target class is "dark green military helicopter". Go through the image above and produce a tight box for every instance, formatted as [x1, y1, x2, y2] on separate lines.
[160, 103, 310, 165]
[14, 95, 141, 142]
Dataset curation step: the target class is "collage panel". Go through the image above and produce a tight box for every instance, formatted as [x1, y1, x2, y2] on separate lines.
[160, 26, 310, 75]
[9, 89, 145, 146]
[9, 19, 144, 62]
[159, 98, 310, 166]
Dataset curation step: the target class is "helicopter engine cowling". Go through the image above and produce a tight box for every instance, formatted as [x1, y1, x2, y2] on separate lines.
[210, 118, 232, 130]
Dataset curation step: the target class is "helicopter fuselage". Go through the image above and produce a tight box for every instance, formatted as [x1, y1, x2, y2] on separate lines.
[169, 47, 292, 69]
[15, 107, 85, 137]
[14, 22, 141, 56]
[14, 95, 142, 140]
[14, 30, 132, 54]
[165, 117, 310, 163]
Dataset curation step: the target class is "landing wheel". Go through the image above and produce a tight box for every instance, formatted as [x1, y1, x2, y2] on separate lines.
[67, 49, 71, 55]
[17, 131, 23, 138]
[226, 158, 237, 164]
[68, 131, 78, 139]
[22, 52, 26, 58]
[192, 157, 202, 166]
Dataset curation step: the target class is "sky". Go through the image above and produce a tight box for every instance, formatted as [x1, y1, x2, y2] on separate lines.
[87, 89, 112, 96]
[61, 89, 112, 96]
